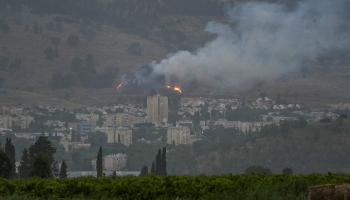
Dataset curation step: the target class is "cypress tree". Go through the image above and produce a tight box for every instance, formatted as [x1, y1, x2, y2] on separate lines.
[29, 136, 56, 165]
[139, 165, 148, 176]
[96, 146, 103, 178]
[151, 161, 155, 175]
[19, 149, 31, 179]
[162, 147, 167, 176]
[31, 154, 52, 178]
[59, 160, 67, 179]
[52, 161, 60, 178]
[0, 150, 11, 178]
[5, 138, 16, 178]
[155, 149, 161, 175]
[28, 136, 56, 178]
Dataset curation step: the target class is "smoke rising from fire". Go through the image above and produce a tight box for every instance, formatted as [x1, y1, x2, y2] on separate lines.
[152, 0, 350, 90]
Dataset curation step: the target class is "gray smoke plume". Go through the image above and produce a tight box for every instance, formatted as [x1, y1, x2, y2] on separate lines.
[152, 0, 350, 90]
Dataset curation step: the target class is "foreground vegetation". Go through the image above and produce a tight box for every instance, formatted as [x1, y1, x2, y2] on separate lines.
[0, 174, 350, 199]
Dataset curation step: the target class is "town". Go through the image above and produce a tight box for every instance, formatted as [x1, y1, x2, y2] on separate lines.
[0, 93, 345, 177]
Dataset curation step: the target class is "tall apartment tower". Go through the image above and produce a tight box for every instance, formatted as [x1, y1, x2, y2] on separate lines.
[147, 95, 169, 125]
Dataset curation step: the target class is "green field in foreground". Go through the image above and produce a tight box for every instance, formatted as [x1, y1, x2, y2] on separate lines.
[0, 174, 349, 200]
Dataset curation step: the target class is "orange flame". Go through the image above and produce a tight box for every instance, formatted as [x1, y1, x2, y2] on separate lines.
[113, 81, 124, 91]
[174, 86, 182, 94]
[166, 85, 183, 94]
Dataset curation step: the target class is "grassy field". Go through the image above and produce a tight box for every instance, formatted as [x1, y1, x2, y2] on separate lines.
[0, 174, 350, 199]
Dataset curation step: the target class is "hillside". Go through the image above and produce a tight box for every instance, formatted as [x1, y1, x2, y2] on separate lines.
[0, 0, 349, 106]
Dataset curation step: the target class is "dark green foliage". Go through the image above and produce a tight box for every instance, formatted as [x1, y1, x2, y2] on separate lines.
[59, 160, 67, 179]
[31, 154, 52, 178]
[151, 162, 155, 175]
[29, 137, 56, 165]
[161, 147, 167, 176]
[52, 161, 60, 178]
[4, 138, 16, 178]
[18, 149, 31, 179]
[96, 147, 102, 178]
[1, 175, 350, 199]
[27, 136, 56, 178]
[0, 150, 11, 178]
[150, 147, 167, 176]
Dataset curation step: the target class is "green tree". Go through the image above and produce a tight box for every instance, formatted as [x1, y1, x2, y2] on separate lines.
[161, 147, 167, 176]
[52, 161, 60, 177]
[4, 138, 16, 178]
[19, 149, 31, 179]
[151, 161, 155, 175]
[59, 160, 67, 179]
[0, 150, 11, 178]
[155, 149, 161, 175]
[29, 136, 56, 164]
[139, 165, 148, 176]
[96, 146, 103, 178]
[31, 154, 52, 178]
[28, 136, 56, 177]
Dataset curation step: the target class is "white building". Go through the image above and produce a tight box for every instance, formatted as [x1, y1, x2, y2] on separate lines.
[104, 113, 145, 127]
[0, 115, 13, 129]
[103, 127, 132, 146]
[104, 153, 127, 171]
[147, 95, 168, 126]
[167, 126, 193, 145]
[213, 119, 275, 134]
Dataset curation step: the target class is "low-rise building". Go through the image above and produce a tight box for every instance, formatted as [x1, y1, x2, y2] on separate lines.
[103, 127, 132, 146]
[104, 113, 145, 128]
[104, 153, 127, 171]
[167, 126, 193, 145]
[0, 115, 13, 129]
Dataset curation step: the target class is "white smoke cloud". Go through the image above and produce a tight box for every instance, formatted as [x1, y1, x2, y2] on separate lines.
[152, 0, 350, 90]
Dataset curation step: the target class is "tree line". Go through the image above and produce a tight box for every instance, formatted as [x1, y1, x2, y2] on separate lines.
[0, 136, 67, 179]
[140, 147, 167, 176]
